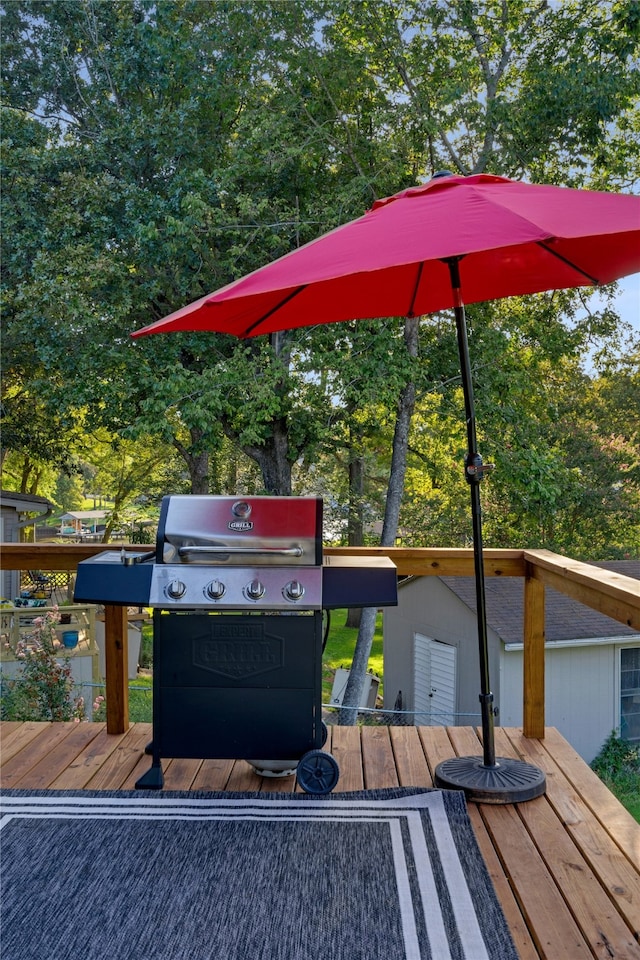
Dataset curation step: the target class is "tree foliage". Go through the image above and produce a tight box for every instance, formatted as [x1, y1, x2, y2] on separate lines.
[1, 0, 638, 557]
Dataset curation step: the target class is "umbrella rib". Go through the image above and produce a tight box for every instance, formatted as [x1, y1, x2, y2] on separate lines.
[244, 286, 307, 337]
[536, 241, 600, 285]
[407, 262, 425, 318]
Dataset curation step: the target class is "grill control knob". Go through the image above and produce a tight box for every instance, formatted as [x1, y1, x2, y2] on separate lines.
[284, 580, 305, 602]
[244, 578, 265, 601]
[205, 579, 226, 601]
[166, 579, 187, 600]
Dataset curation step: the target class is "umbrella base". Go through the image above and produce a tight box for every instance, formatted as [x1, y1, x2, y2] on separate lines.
[434, 755, 546, 804]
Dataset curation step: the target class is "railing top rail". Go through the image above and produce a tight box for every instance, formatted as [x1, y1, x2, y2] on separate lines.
[524, 548, 639, 630]
[325, 546, 526, 577]
[525, 549, 640, 602]
[1, 543, 144, 571]
[2, 542, 637, 627]
[2, 542, 525, 576]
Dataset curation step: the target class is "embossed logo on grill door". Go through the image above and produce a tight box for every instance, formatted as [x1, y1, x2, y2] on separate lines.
[193, 622, 283, 679]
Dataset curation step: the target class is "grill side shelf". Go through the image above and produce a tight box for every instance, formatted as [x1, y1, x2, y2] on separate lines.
[74, 552, 154, 606]
[322, 556, 398, 610]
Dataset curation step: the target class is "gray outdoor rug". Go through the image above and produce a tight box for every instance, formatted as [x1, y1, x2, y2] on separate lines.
[0, 788, 518, 960]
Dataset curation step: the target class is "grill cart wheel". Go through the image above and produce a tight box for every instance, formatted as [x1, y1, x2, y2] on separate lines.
[296, 749, 340, 795]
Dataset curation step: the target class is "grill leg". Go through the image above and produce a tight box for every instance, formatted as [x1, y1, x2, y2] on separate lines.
[135, 609, 164, 790]
[135, 761, 164, 790]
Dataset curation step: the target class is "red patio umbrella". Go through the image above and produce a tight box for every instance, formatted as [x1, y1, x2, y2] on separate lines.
[133, 173, 639, 339]
[133, 173, 640, 802]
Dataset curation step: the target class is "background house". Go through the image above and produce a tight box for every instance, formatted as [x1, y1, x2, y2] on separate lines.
[0, 490, 52, 601]
[383, 561, 640, 763]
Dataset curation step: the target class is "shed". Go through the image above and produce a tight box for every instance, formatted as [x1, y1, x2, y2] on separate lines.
[59, 511, 107, 537]
[0, 490, 53, 600]
[383, 561, 640, 763]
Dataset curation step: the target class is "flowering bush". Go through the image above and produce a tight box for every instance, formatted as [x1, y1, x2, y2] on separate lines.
[92, 694, 106, 720]
[0, 608, 85, 722]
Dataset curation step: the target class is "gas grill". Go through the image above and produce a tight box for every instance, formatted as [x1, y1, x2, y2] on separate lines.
[74, 494, 397, 793]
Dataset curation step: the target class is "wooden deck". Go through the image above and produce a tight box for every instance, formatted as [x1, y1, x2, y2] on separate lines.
[1, 721, 639, 959]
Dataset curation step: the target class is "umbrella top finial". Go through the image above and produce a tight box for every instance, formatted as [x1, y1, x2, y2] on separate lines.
[431, 169, 456, 179]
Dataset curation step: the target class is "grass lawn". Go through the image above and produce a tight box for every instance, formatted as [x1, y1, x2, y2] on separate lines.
[321, 608, 384, 704]
[622, 795, 640, 821]
[128, 679, 153, 722]
[91, 677, 153, 724]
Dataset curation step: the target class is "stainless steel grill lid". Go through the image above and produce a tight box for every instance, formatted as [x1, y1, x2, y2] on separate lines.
[158, 495, 322, 566]
[148, 495, 323, 610]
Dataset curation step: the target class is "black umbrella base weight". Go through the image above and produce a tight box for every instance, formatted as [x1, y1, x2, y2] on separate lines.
[434, 755, 546, 804]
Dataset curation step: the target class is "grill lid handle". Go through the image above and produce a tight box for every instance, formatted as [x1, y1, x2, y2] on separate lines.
[177, 545, 304, 561]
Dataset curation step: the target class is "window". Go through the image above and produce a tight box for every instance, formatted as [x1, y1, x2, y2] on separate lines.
[620, 647, 640, 744]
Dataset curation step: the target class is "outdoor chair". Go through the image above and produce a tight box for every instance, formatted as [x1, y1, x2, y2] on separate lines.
[25, 570, 53, 599]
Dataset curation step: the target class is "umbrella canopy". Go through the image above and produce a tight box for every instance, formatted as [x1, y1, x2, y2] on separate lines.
[133, 173, 640, 340]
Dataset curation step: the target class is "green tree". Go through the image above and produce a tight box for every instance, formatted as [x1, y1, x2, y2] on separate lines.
[4, 1, 636, 502]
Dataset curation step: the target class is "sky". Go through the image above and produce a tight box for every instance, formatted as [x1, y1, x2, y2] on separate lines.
[575, 273, 639, 371]
[611, 274, 640, 335]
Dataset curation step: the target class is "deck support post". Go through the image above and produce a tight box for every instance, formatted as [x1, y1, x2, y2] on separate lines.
[523, 573, 545, 738]
[104, 604, 129, 734]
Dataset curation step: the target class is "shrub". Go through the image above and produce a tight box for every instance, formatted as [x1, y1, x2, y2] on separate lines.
[0, 609, 85, 722]
[591, 730, 640, 822]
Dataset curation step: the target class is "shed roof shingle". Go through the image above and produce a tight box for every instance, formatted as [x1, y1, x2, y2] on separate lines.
[0, 489, 51, 511]
[439, 560, 640, 644]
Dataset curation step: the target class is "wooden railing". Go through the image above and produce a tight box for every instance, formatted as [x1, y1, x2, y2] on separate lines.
[2, 543, 638, 736]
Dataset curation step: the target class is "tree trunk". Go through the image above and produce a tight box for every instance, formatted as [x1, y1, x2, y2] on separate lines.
[244, 417, 292, 495]
[338, 317, 419, 724]
[345, 607, 363, 629]
[173, 428, 210, 494]
[222, 332, 294, 496]
[345, 436, 365, 629]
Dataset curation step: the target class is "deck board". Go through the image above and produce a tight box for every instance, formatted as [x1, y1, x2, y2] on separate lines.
[536, 727, 640, 862]
[482, 801, 595, 959]
[1, 722, 79, 788]
[2, 721, 639, 960]
[85, 721, 152, 790]
[517, 794, 637, 959]
[49, 723, 120, 790]
[330, 724, 364, 791]
[361, 724, 399, 789]
[389, 724, 434, 788]
[0, 720, 52, 763]
[466, 803, 541, 960]
[506, 729, 640, 942]
[191, 757, 235, 792]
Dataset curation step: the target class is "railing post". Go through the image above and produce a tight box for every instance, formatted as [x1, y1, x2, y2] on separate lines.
[523, 572, 545, 738]
[104, 604, 129, 734]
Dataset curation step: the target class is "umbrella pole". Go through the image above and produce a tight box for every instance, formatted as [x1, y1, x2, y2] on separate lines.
[454, 300, 496, 767]
[450, 265, 495, 767]
[433, 257, 546, 803]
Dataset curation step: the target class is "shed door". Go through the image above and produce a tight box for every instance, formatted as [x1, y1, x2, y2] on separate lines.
[413, 634, 456, 725]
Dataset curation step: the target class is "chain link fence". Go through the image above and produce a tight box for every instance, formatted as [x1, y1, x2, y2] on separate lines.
[322, 703, 482, 726]
[3, 676, 482, 729]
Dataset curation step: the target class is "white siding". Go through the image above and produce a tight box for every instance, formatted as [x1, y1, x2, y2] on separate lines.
[1, 510, 20, 600]
[384, 577, 494, 725]
[501, 643, 618, 763]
